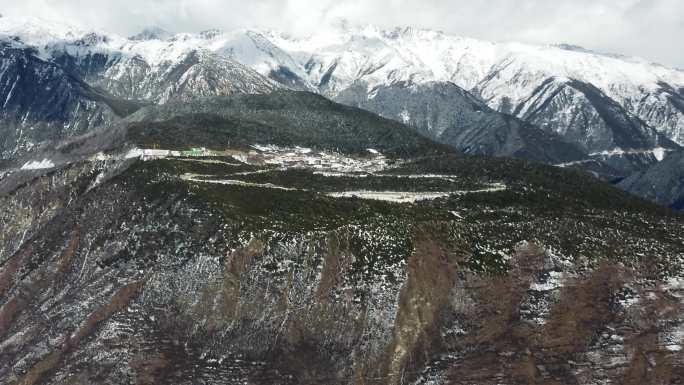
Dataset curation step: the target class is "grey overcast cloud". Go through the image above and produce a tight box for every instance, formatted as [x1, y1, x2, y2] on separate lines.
[3, 0, 684, 68]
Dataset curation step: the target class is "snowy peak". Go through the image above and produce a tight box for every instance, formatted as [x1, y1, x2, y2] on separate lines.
[2, 15, 684, 165]
[4, 15, 681, 94]
[552, 43, 632, 61]
[0, 15, 120, 51]
[265, 22, 684, 104]
[129, 26, 173, 41]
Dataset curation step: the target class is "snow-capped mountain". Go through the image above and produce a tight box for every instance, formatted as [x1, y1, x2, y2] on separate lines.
[264, 24, 682, 173]
[0, 16, 282, 157]
[263, 25, 684, 162]
[0, 39, 141, 158]
[4, 17, 684, 382]
[2, 15, 684, 172]
[129, 26, 173, 41]
[0, 16, 280, 105]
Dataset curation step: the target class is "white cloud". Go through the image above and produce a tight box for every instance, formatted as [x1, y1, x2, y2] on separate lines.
[3, 0, 683, 67]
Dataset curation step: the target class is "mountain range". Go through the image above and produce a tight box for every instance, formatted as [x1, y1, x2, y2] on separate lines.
[3, 15, 684, 384]
[2, 16, 684, 175]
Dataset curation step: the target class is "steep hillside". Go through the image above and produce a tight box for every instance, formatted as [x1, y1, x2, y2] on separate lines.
[515, 79, 675, 153]
[1, 128, 683, 384]
[336, 81, 587, 164]
[2, 15, 684, 385]
[52, 48, 281, 104]
[261, 24, 684, 150]
[125, 91, 450, 157]
[619, 151, 684, 210]
[0, 41, 141, 158]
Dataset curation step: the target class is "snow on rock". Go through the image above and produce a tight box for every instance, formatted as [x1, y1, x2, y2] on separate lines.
[3, 15, 684, 143]
[5, 15, 683, 104]
[529, 271, 565, 292]
[20, 158, 54, 170]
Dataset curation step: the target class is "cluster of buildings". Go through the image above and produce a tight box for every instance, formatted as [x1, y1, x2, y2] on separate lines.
[135, 145, 390, 174]
[246, 145, 389, 173]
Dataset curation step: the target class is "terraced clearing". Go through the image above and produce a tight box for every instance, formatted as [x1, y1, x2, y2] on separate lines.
[126, 153, 684, 277]
[4, 145, 506, 206]
[175, 155, 507, 203]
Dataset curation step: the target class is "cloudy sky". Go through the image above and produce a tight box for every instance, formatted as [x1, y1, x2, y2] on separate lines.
[4, 0, 684, 67]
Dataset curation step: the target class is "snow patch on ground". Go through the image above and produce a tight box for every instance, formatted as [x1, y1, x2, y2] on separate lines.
[326, 191, 451, 203]
[376, 173, 459, 182]
[529, 271, 565, 292]
[556, 146, 674, 167]
[554, 159, 595, 168]
[326, 184, 506, 203]
[665, 277, 684, 292]
[653, 147, 668, 162]
[588, 147, 674, 160]
[662, 323, 684, 352]
[180, 174, 298, 191]
[312, 171, 370, 178]
[399, 109, 411, 124]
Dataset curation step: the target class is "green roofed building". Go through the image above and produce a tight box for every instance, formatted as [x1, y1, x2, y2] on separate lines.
[182, 147, 210, 157]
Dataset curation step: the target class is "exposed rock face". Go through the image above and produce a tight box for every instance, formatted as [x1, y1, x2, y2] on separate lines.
[1, 134, 683, 384]
[53, 49, 281, 104]
[0, 42, 138, 158]
[619, 150, 684, 210]
[257, 25, 684, 155]
[513, 79, 673, 154]
[623, 81, 684, 146]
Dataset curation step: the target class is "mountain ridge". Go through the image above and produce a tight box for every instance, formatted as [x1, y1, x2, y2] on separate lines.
[2, 15, 683, 177]
[2, 16, 684, 384]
